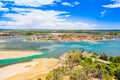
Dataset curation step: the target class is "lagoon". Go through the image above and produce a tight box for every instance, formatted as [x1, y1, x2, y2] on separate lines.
[0, 36, 120, 66]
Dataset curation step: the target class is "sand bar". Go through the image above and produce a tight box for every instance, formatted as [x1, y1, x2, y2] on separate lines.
[0, 58, 59, 80]
[0, 50, 41, 60]
[0, 40, 7, 43]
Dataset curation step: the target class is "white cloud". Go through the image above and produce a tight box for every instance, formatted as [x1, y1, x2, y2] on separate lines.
[62, 2, 73, 7]
[0, 2, 3, 6]
[100, 10, 107, 17]
[62, 1, 80, 7]
[0, 8, 96, 29]
[0, 2, 9, 12]
[0, 0, 95, 30]
[2, 0, 60, 7]
[103, 0, 120, 8]
[65, 15, 70, 17]
[74, 1, 80, 5]
[0, 7, 9, 11]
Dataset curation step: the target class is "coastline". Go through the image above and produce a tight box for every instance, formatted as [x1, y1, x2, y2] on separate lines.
[0, 58, 59, 80]
[0, 38, 119, 80]
[24, 37, 113, 43]
[0, 50, 119, 80]
[0, 51, 69, 80]
[0, 50, 41, 60]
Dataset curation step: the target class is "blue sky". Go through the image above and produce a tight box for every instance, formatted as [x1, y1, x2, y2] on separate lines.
[0, 0, 120, 30]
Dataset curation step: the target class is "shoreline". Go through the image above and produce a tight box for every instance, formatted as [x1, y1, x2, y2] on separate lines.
[23, 37, 114, 43]
[0, 50, 118, 80]
[0, 58, 59, 80]
[23, 39, 102, 43]
[0, 50, 41, 60]
[0, 51, 68, 80]
[24, 34, 113, 42]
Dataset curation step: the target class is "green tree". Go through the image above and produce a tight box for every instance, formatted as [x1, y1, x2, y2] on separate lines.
[114, 56, 120, 63]
[114, 69, 120, 80]
[26, 32, 33, 35]
[91, 53, 99, 58]
[109, 56, 115, 62]
[100, 53, 109, 61]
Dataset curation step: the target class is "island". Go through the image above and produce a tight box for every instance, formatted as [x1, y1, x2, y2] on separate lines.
[24, 33, 113, 42]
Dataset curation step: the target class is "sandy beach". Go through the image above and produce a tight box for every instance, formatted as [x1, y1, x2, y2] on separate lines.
[0, 58, 59, 80]
[0, 50, 41, 60]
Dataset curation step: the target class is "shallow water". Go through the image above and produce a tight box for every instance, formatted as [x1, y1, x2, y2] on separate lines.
[0, 36, 120, 66]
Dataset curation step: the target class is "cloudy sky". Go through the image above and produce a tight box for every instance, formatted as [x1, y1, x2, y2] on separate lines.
[0, 0, 120, 30]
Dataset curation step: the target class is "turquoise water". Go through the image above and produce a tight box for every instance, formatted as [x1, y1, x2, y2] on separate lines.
[0, 36, 120, 66]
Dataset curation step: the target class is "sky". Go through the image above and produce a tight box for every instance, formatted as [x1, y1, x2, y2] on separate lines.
[0, 0, 120, 30]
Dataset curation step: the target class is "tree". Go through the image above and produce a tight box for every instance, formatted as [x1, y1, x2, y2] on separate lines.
[91, 53, 99, 58]
[109, 56, 115, 62]
[70, 69, 89, 80]
[26, 32, 33, 35]
[114, 69, 120, 80]
[99, 53, 109, 61]
[114, 56, 120, 63]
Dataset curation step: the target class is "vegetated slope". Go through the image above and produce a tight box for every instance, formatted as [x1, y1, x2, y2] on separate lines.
[45, 50, 120, 80]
